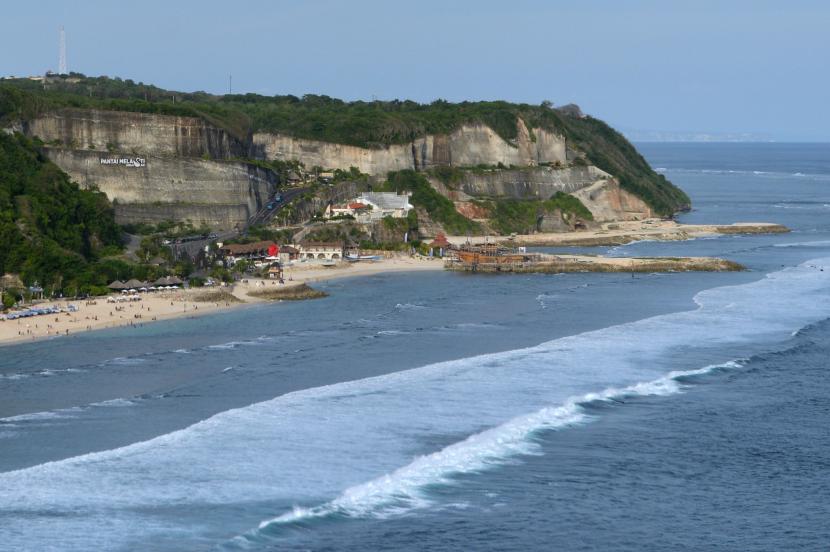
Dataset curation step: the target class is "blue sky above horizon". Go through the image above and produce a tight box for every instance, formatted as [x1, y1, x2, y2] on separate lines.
[2, 0, 828, 141]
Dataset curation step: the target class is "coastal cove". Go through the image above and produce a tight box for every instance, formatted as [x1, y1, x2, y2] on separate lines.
[0, 220, 788, 347]
[1, 143, 830, 551]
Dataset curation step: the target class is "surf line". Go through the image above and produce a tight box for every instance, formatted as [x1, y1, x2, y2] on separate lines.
[245, 359, 743, 538]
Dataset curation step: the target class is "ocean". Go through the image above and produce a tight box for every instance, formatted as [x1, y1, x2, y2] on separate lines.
[1, 143, 829, 551]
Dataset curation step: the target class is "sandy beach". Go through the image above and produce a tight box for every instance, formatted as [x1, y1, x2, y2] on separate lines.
[0, 256, 443, 347]
[0, 219, 785, 347]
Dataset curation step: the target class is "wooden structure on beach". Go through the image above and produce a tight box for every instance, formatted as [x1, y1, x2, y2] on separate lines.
[446, 243, 542, 272]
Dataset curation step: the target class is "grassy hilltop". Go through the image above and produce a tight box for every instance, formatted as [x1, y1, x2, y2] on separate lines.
[0, 74, 689, 216]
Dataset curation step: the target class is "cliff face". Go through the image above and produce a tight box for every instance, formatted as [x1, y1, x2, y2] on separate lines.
[25, 109, 247, 159]
[42, 148, 274, 229]
[445, 166, 610, 199]
[251, 120, 567, 175]
[570, 179, 653, 222]
[20, 109, 272, 229]
[15, 107, 649, 231]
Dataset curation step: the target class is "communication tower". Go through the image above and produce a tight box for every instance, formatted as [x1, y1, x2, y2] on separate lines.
[59, 26, 67, 74]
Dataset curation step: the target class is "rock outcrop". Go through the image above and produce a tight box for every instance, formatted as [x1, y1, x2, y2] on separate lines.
[570, 179, 653, 222]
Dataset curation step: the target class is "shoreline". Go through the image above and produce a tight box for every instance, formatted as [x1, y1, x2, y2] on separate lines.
[445, 254, 744, 274]
[445, 220, 789, 247]
[0, 257, 444, 348]
[0, 219, 785, 348]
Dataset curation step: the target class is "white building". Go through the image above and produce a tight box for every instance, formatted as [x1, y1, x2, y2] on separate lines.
[299, 242, 344, 260]
[325, 192, 412, 223]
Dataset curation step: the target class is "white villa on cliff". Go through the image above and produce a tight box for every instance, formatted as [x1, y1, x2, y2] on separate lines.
[325, 192, 413, 223]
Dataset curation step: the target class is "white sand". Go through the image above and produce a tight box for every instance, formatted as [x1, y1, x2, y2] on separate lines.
[0, 256, 443, 347]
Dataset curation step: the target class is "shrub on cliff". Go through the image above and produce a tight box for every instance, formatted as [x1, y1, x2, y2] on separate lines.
[484, 193, 594, 235]
[0, 132, 124, 293]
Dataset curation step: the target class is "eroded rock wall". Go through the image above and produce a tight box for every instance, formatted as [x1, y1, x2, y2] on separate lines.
[251, 120, 568, 175]
[42, 148, 275, 229]
[570, 179, 653, 222]
[442, 165, 611, 199]
[25, 109, 247, 159]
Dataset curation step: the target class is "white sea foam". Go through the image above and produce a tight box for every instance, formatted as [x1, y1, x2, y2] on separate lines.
[105, 356, 147, 366]
[659, 167, 830, 181]
[2, 258, 830, 551]
[255, 360, 743, 530]
[394, 303, 427, 311]
[0, 396, 138, 425]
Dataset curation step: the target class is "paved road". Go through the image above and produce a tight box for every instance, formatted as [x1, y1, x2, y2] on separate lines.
[248, 187, 309, 227]
[166, 187, 309, 260]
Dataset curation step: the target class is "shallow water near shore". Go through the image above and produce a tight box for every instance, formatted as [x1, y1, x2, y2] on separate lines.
[2, 143, 830, 551]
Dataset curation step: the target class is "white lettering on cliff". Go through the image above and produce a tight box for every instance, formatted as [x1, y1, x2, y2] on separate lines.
[99, 157, 146, 167]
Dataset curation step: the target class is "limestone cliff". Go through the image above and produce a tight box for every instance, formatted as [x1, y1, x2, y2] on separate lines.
[42, 148, 275, 229]
[25, 108, 247, 159]
[16, 109, 271, 229]
[570, 179, 653, 222]
[251, 120, 567, 175]
[12, 106, 650, 231]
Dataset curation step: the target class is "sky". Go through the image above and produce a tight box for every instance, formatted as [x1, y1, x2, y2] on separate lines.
[2, 0, 828, 141]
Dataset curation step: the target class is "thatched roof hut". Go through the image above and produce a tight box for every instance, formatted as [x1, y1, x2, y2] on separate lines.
[123, 279, 146, 289]
[108, 280, 128, 290]
[153, 276, 183, 286]
[0, 273, 24, 290]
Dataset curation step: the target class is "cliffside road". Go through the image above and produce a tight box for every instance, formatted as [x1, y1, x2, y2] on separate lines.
[166, 187, 310, 261]
[248, 187, 309, 227]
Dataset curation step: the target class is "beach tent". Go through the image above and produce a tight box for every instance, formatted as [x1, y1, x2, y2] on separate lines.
[124, 279, 145, 290]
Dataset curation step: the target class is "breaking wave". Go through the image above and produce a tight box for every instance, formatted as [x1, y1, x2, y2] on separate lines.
[251, 360, 743, 534]
[654, 167, 830, 181]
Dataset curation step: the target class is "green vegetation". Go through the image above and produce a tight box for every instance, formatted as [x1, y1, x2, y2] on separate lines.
[0, 132, 128, 295]
[557, 116, 690, 215]
[484, 192, 594, 235]
[304, 222, 367, 244]
[380, 170, 480, 235]
[0, 74, 688, 215]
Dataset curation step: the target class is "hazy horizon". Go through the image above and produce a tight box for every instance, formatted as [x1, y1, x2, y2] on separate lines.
[2, 0, 828, 141]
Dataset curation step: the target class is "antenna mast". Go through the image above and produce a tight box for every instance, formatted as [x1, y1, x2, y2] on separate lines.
[59, 26, 67, 74]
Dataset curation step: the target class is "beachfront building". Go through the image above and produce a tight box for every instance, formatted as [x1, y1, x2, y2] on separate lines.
[279, 245, 300, 265]
[219, 241, 278, 266]
[429, 232, 451, 257]
[325, 192, 412, 223]
[299, 242, 344, 261]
